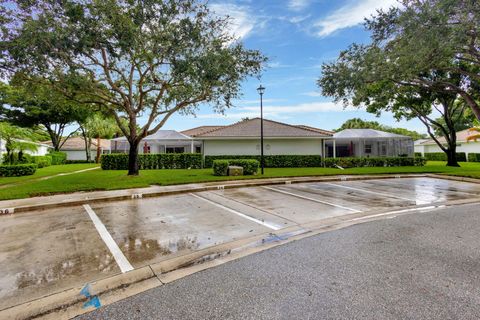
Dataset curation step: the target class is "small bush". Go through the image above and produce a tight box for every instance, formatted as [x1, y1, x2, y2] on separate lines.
[205, 155, 322, 168]
[0, 164, 37, 177]
[101, 153, 202, 170]
[212, 159, 260, 176]
[213, 160, 229, 176]
[414, 152, 422, 158]
[468, 153, 480, 162]
[48, 151, 67, 165]
[30, 155, 52, 168]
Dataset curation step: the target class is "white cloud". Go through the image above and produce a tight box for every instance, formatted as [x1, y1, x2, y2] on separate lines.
[210, 3, 256, 40]
[313, 0, 398, 37]
[288, 0, 311, 11]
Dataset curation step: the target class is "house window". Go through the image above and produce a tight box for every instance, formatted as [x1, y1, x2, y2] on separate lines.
[166, 147, 185, 153]
[364, 144, 372, 154]
[195, 146, 202, 153]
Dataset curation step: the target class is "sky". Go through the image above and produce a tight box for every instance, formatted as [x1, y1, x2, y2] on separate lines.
[160, 0, 427, 133]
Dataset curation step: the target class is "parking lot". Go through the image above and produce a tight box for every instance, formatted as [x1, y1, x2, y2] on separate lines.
[1, 177, 480, 313]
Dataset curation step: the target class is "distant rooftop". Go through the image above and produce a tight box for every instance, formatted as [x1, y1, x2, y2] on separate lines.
[333, 129, 410, 139]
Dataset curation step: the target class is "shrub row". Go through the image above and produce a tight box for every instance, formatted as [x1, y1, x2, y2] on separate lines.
[48, 151, 67, 165]
[205, 155, 323, 168]
[423, 152, 467, 162]
[0, 164, 37, 177]
[323, 157, 426, 168]
[101, 153, 203, 170]
[65, 160, 96, 164]
[213, 159, 260, 176]
[468, 153, 480, 162]
[30, 155, 52, 168]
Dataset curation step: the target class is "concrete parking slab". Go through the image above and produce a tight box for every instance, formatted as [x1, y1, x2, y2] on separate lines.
[90, 193, 274, 268]
[0, 206, 120, 310]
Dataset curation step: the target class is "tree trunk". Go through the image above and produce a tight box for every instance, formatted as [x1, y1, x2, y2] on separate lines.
[96, 136, 101, 163]
[446, 149, 459, 167]
[128, 141, 140, 175]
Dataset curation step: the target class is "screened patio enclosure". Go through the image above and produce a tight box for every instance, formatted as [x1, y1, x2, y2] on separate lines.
[111, 130, 202, 154]
[324, 129, 414, 158]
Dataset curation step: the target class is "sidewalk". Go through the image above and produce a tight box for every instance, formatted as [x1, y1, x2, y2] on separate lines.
[0, 173, 433, 213]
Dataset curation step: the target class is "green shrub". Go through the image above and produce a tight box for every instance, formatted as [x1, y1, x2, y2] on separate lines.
[213, 160, 229, 176]
[2, 152, 31, 164]
[414, 152, 422, 157]
[0, 164, 37, 177]
[30, 155, 52, 168]
[423, 152, 466, 162]
[468, 153, 480, 162]
[101, 153, 202, 170]
[65, 160, 95, 164]
[212, 159, 260, 176]
[48, 151, 67, 165]
[205, 155, 322, 168]
[227, 159, 260, 175]
[323, 157, 424, 168]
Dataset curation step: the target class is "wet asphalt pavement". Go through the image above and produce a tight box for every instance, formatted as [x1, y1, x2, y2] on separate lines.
[77, 202, 480, 320]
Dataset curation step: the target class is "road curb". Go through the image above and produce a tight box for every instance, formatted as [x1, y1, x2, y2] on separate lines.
[0, 173, 433, 214]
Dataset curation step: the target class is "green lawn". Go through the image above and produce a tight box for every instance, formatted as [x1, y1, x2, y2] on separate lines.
[0, 161, 479, 201]
[0, 163, 100, 186]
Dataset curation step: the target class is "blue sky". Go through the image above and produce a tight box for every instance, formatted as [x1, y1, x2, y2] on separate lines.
[162, 0, 427, 133]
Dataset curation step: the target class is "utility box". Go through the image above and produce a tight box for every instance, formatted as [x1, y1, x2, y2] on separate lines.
[228, 166, 243, 176]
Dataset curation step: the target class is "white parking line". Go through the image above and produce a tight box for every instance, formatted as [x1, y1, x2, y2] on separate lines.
[322, 182, 430, 204]
[83, 204, 134, 273]
[349, 205, 446, 222]
[262, 186, 361, 213]
[190, 193, 282, 230]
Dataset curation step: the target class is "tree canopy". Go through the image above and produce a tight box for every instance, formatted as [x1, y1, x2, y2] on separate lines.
[1, 0, 266, 174]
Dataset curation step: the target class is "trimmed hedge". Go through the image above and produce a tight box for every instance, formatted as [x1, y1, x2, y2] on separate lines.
[205, 155, 322, 168]
[323, 157, 426, 168]
[213, 160, 229, 176]
[101, 153, 202, 170]
[30, 155, 52, 168]
[0, 164, 37, 177]
[48, 151, 67, 165]
[423, 152, 467, 162]
[468, 153, 480, 162]
[65, 160, 95, 164]
[414, 152, 422, 158]
[212, 159, 260, 176]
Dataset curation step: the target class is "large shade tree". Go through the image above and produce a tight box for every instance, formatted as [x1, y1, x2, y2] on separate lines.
[1, 0, 266, 175]
[363, 0, 480, 120]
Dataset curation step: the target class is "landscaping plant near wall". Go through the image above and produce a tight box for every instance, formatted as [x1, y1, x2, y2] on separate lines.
[468, 153, 480, 162]
[205, 155, 323, 168]
[423, 152, 467, 162]
[101, 154, 202, 170]
[213, 159, 260, 176]
[0, 164, 37, 177]
[323, 157, 426, 168]
[48, 151, 67, 165]
[30, 155, 52, 168]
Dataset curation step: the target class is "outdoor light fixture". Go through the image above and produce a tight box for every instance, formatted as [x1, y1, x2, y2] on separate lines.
[257, 85, 266, 175]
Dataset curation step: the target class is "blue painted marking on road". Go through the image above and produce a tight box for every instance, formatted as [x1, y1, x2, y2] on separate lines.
[83, 296, 101, 309]
[80, 283, 91, 298]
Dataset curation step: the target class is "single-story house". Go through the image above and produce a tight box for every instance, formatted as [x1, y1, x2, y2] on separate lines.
[0, 139, 52, 157]
[110, 118, 416, 159]
[43, 136, 111, 161]
[325, 129, 414, 158]
[414, 128, 480, 158]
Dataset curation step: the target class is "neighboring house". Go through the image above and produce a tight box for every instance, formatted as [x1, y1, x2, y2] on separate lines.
[325, 129, 414, 157]
[0, 139, 52, 157]
[414, 128, 480, 159]
[43, 136, 111, 160]
[111, 130, 202, 154]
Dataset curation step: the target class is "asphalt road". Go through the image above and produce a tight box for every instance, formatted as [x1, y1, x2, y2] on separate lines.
[77, 203, 480, 320]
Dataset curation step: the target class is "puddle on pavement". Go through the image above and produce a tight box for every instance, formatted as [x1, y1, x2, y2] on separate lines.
[0, 207, 120, 310]
[91, 194, 273, 268]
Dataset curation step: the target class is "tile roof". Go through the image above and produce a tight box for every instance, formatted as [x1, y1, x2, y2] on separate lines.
[181, 126, 225, 137]
[295, 125, 334, 136]
[112, 130, 191, 141]
[418, 128, 479, 145]
[42, 136, 111, 150]
[194, 118, 333, 138]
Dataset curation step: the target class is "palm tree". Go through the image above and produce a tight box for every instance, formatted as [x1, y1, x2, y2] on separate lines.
[0, 122, 38, 164]
[82, 114, 118, 163]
